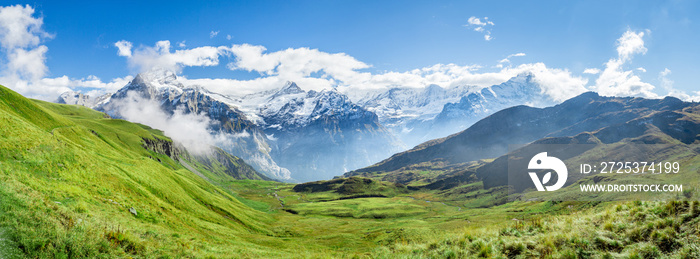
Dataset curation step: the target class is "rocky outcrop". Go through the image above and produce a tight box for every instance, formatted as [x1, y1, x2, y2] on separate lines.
[141, 137, 182, 160]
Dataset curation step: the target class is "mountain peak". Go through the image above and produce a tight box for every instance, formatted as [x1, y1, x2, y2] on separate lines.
[560, 91, 601, 106]
[424, 84, 444, 93]
[272, 81, 305, 97]
[132, 68, 181, 88]
[509, 72, 535, 84]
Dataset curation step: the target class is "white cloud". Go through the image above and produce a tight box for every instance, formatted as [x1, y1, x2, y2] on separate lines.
[636, 67, 646, 73]
[115, 92, 233, 155]
[114, 40, 132, 57]
[189, 44, 586, 102]
[658, 68, 695, 100]
[0, 4, 52, 82]
[0, 5, 52, 49]
[583, 68, 601, 75]
[226, 44, 370, 85]
[498, 53, 526, 64]
[0, 73, 133, 101]
[226, 35, 232, 40]
[616, 30, 648, 62]
[7, 45, 48, 80]
[0, 5, 135, 101]
[118, 40, 228, 73]
[0, 7, 687, 107]
[465, 16, 494, 41]
[593, 29, 657, 98]
[210, 30, 219, 38]
[467, 16, 494, 27]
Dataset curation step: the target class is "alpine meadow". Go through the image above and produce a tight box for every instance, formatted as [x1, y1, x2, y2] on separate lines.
[1, 1, 700, 258]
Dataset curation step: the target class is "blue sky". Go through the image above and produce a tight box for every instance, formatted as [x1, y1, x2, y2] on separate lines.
[0, 1, 699, 100]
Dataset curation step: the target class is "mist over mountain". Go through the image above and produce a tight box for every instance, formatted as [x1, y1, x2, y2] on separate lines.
[97, 69, 293, 180]
[58, 68, 574, 182]
[234, 82, 404, 182]
[60, 69, 410, 181]
[346, 91, 695, 178]
[347, 73, 557, 148]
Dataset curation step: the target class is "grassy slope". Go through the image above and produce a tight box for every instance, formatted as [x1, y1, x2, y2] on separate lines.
[0, 85, 283, 257]
[372, 200, 700, 258]
[2, 83, 698, 258]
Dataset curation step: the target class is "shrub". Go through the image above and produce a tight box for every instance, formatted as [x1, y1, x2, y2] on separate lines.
[593, 236, 622, 252]
[502, 241, 525, 257]
[635, 243, 660, 259]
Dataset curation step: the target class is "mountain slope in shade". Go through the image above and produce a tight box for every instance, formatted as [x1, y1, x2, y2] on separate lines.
[346, 92, 693, 176]
[478, 102, 700, 192]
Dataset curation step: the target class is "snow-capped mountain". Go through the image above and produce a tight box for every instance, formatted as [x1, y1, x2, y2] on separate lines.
[57, 69, 557, 182]
[62, 69, 403, 182]
[229, 82, 405, 182]
[98, 69, 292, 180]
[346, 84, 475, 147]
[347, 73, 555, 147]
[429, 73, 556, 140]
[56, 91, 112, 108]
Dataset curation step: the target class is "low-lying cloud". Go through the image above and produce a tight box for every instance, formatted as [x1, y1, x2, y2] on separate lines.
[114, 92, 235, 155]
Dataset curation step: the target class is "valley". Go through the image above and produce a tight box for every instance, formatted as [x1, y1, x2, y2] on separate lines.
[3, 83, 700, 257]
[1, 2, 698, 258]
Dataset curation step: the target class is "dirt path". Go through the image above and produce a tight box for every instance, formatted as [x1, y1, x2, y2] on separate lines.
[270, 190, 286, 208]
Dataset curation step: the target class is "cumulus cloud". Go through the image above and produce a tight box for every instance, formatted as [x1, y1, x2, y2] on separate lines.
[0, 4, 52, 81]
[114, 40, 132, 57]
[465, 16, 495, 41]
[7, 45, 48, 80]
[616, 30, 648, 62]
[0, 5, 52, 49]
[117, 40, 229, 73]
[210, 30, 219, 38]
[214, 44, 585, 101]
[583, 68, 601, 75]
[185, 43, 586, 103]
[225, 44, 370, 90]
[0, 6, 687, 106]
[593, 29, 657, 98]
[0, 5, 134, 101]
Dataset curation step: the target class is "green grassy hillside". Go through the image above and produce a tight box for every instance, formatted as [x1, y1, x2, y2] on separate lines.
[0, 85, 280, 257]
[2, 83, 698, 258]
